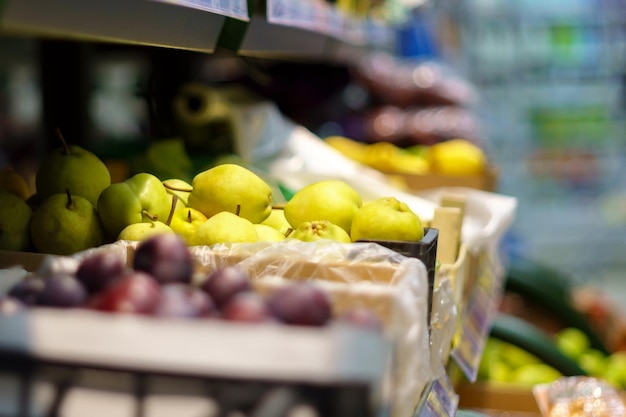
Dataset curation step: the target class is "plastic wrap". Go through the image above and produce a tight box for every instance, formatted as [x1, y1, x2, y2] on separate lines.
[7, 239, 433, 417]
[533, 377, 626, 417]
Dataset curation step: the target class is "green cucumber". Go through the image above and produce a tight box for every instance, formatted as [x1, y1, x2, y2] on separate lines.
[505, 256, 609, 354]
[490, 314, 587, 377]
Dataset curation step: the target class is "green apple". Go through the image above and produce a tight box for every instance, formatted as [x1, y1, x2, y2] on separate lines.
[188, 163, 272, 224]
[36, 129, 111, 206]
[509, 363, 561, 387]
[30, 189, 104, 255]
[488, 360, 513, 384]
[97, 172, 171, 239]
[283, 180, 362, 233]
[290, 220, 352, 243]
[163, 178, 193, 206]
[554, 327, 590, 361]
[0, 190, 32, 251]
[350, 197, 424, 242]
[190, 211, 259, 246]
[578, 349, 607, 377]
[254, 224, 286, 242]
[602, 352, 626, 389]
[118, 220, 175, 242]
[260, 208, 291, 236]
[500, 342, 541, 369]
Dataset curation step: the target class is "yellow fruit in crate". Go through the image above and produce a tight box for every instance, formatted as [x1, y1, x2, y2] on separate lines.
[290, 220, 352, 243]
[284, 180, 362, 234]
[190, 211, 259, 246]
[260, 208, 291, 236]
[188, 164, 272, 224]
[426, 139, 487, 176]
[118, 221, 175, 242]
[324, 135, 369, 164]
[361, 142, 400, 171]
[0, 168, 31, 200]
[163, 178, 193, 206]
[254, 224, 286, 242]
[169, 206, 208, 245]
[350, 197, 424, 242]
[386, 151, 430, 175]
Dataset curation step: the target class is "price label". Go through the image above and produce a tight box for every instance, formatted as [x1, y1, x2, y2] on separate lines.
[326, 7, 345, 39]
[152, 0, 249, 21]
[450, 250, 504, 382]
[416, 373, 459, 417]
[268, 0, 335, 33]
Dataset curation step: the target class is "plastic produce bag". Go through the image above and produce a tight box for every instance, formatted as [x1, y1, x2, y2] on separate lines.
[534, 376, 626, 417]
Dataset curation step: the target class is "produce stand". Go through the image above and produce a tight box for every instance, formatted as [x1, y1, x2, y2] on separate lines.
[0, 181, 517, 417]
[0, 1, 522, 416]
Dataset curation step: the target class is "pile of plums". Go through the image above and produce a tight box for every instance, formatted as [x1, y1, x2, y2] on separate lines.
[0, 234, 382, 329]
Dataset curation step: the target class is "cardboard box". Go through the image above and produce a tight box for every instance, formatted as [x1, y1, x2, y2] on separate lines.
[457, 380, 626, 416]
[0, 240, 437, 417]
[0, 249, 47, 272]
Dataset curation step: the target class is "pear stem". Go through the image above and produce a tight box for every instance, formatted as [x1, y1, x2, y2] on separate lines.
[141, 209, 158, 222]
[271, 205, 285, 210]
[235, 204, 241, 216]
[187, 210, 192, 223]
[165, 195, 178, 226]
[65, 188, 74, 209]
[55, 128, 71, 155]
[284, 227, 294, 238]
[163, 182, 193, 193]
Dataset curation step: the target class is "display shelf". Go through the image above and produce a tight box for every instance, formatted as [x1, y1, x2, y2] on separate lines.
[0, 0, 235, 53]
[0, 0, 397, 63]
[0, 310, 390, 417]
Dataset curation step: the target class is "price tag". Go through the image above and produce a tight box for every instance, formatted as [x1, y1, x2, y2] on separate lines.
[326, 7, 345, 39]
[450, 250, 504, 382]
[416, 373, 459, 417]
[364, 18, 394, 47]
[268, 0, 303, 27]
[152, 0, 249, 21]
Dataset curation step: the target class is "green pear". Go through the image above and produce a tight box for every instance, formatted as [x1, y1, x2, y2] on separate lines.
[36, 129, 111, 206]
[260, 208, 291, 235]
[284, 180, 362, 233]
[0, 191, 32, 251]
[97, 172, 171, 239]
[163, 178, 193, 206]
[30, 189, 104, 255]
[254, 224, 286, 242]
[187, 163, 272, 224]
[190, 211, 259, 246]
[166, 197, 207, 244]
[350, 197, 424, 242]
[118, 220, 175, 242]
[290, 220, 351, 243]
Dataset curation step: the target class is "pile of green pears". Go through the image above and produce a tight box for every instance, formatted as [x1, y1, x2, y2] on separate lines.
[0, 133, 427, 256]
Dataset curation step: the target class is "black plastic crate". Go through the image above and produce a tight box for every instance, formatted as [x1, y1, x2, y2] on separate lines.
[356, 227, 439, 326]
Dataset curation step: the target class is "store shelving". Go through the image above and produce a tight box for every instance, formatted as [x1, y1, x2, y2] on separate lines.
[0, 1, 510, 416]
[0, 0, 396, 63]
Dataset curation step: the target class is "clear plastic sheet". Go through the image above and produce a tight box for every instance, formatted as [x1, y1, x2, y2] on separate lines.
[27, 239, 433, 417]
[533, 376, 626, 417]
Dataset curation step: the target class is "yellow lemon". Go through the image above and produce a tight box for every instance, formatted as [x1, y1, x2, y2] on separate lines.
[426, 139, 487, 176]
